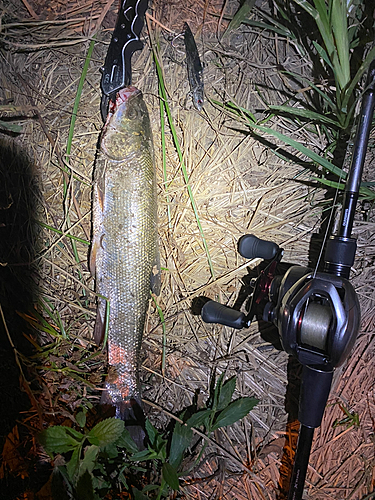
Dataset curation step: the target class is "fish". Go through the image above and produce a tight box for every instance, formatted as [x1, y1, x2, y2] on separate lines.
[183, 22, 204, 111]
[90, 86, 160, 447]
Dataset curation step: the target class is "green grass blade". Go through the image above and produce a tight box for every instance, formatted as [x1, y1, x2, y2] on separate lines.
[252, 122, 374, 197]
[65, 37, 96, 161]
[318, 176, 372, 198]
[281, 70, 338, 113]
[312, 40, 334, 71]
[222, 0, 256, 39]
[63, 37, 96, 295]
[38, 221, 90, 245]
[150, 31, 215, 280]
[251, 121, 344, 177]
[213, 99, 375, 199]
[151, 294, 166, 377]
[342, 45, 375, 112]
[330, 0, 350, 89]
[159, 80, 171, 229]
[0, 120, 22, 133]
[268, 105, 341, 126]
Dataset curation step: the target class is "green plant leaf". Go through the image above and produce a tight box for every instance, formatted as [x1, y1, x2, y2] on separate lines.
[67, 446, 81, 482]
[39, 426, 84, 454]
[312, 40, 334, 71]
[145, 419, 158, 446]
[78, 445, 99, 478]
[0, 120, 22, 133]
[343, 45, 375, 112]
[248, 120, 346, 177]
[169, 422, 193, 469]
[117, 427, 140, 454]
[142, 484, 160, 492]
[87, 418, 124, 447]
[102, 442, 119, 459]
[75, 411, 86, 428]
[217, 376, 237, 411]
[132, 487, 149, 500]
[222, 0, 256, 39]
[268, 104, 340, 126]
[186, 409, 214, 429]
[144, 421, 167, 459]
[162, 462, 180, 491]
[212, 372, 225, 410]
[151, 34, 215, 279]
[129, 448, 159, 462]
[212, 397, 259, 430]
[75, 470, 95, 500]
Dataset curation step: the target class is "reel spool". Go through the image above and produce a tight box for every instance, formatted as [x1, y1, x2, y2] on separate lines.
[299, 302, 332, 351]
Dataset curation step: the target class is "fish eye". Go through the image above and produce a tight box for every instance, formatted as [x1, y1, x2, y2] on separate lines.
[127, 107, 138, 120]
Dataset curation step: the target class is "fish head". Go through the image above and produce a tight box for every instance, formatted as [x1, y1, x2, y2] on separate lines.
[101, 86, 152, 160]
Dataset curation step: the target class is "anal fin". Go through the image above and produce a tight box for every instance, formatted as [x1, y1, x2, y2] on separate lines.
[150, 244, 161, 296]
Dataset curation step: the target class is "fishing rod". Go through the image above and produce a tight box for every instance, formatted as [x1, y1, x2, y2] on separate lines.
[200, 59, 375, 498]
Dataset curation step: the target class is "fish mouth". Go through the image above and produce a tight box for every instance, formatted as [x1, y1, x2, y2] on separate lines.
[105, 86, 142, 125]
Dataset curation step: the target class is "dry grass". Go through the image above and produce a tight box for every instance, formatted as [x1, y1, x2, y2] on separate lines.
[0, 0, 374, 498]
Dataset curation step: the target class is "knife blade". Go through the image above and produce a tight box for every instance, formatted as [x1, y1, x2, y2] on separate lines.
[100, 0, 149, 121]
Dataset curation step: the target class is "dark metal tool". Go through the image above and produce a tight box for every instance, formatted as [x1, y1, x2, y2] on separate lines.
[183, 22, 204, 111]
[100, 0, 149, 121]
[200, 60, 375, 499]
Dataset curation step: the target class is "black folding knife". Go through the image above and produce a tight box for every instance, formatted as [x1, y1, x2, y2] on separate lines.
[100, 0, 149, 121]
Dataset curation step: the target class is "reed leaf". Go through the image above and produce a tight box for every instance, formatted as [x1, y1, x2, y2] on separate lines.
[222, 0, 256, 39]
[268, 105, 340, 126]
[149, 28, 215, 280]
[213, 98, 375, 199]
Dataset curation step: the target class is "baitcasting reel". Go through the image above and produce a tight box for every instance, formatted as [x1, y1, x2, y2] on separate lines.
[202, 233, 360, 374]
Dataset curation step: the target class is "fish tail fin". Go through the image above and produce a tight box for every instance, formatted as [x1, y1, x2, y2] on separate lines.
[117, 398, 147, 450]
[101, 391, 146, 450]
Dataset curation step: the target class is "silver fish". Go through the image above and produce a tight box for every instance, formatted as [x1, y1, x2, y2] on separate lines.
[90, 86, 159, 443]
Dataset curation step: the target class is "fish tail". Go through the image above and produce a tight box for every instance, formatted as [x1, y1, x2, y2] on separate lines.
[101, 391, 146, 450]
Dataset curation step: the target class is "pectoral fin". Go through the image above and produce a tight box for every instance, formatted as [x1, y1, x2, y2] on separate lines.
[94, 299, 106, 345]
[89, 234, 100, 277]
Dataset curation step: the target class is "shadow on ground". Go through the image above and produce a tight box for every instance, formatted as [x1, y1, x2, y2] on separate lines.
[0, 135, 42, 494]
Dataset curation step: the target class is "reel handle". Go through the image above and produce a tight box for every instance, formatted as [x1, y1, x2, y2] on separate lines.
[201, 300, 248, 329]
[238, 234, 279, 260]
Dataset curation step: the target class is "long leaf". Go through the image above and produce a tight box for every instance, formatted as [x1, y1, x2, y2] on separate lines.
[222, 0, 256, 39]
[268, 105, 340, 126]
[331, 0, 350, 87]
[169, 422, 193, 469]
[0, 120, 22, 133]
[150, 30, 215, 279]
[212, 397, 259, 430]
[64, 36, 96, 294]
[214, 99, 375, 198]
[343, 45, 375, 112]
[162, 462, 180, 491]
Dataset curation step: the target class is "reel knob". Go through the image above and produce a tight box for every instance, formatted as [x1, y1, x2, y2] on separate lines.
[201, 300, 248, 329]
[238, 234, 279, 260]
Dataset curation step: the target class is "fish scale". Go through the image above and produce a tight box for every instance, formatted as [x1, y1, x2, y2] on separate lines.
[90, 87, 159, 434]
